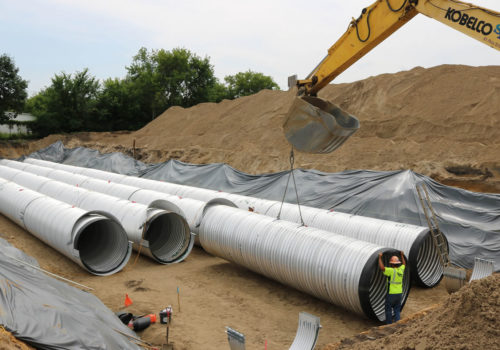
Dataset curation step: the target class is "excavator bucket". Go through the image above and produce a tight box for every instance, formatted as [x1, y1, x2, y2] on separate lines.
[283, 96, 360, 154]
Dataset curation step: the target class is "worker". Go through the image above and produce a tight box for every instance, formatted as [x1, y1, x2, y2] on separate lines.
[378, 251, 406, 324]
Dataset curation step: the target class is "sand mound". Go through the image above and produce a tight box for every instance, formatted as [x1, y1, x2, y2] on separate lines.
[131, 64, 500, 175]
[5, 64, 500, 192]
[323, 273, 500, 350]
[0, 328, 33, 350]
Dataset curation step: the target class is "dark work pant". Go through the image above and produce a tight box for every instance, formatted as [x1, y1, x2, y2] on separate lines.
[385, 293, 402, 324]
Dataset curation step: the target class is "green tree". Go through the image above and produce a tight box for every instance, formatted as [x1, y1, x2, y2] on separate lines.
[156, 48, 216, 107]
[224, 70, 279, 99]
[28, 69, 100, 136]
[208, 81, 230, 103]
[127, 47, 217, 122]
[126, 47, 162, 122]
[24, 48, 282, 137]
[25, 92, 60, 136]
[96, 78, 143, 131]
[0, 54, 28, 122]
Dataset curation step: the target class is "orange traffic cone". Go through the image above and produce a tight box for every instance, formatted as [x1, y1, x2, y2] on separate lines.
[124, 294, 133, 307]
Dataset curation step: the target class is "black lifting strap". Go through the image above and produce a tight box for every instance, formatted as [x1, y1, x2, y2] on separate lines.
[277, 147, 305, 226]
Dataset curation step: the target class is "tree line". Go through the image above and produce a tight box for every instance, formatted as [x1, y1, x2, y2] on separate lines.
[0, 48, 280, 137]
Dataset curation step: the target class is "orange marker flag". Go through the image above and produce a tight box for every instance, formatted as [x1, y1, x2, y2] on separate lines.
[124, 293, 133, 307]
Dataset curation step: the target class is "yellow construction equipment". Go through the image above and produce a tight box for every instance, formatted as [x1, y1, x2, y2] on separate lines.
[285, 0, 500, 153]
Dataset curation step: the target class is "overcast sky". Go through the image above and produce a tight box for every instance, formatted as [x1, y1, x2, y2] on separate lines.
[1, 0, 498, 95]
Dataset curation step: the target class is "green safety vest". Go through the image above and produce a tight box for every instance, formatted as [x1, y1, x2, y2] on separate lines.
[383, 265, 405, 294]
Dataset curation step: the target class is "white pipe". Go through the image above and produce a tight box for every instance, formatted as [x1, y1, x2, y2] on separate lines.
[0, 165, 191, 265]
[0, 177, 131, 275]
[0, 160, 235, 245]
[199, 204, 410, 322]
[19, 158, 443, 287]
[9, 159, 415, 320]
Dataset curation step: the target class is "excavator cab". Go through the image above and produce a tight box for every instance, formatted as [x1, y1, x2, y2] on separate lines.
[283, 95, 360, 154]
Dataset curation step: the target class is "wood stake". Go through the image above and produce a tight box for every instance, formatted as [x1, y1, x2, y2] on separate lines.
[177, 286, 181, 312]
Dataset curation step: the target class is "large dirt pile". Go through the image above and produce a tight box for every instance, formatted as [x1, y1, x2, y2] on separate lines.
[8, 64, 500, 191]
[323, 273, 500, 350]
[0, 328, 33, 350]
[131, 65, 500, 174]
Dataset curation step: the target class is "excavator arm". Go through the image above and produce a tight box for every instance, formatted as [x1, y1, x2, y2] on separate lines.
[285, 0, 500, 153]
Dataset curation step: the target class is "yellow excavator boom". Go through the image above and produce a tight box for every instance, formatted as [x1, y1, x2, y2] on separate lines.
[285, 0, 500, 153]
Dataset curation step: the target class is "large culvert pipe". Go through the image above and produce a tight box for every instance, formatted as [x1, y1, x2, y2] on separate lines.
[0, 177, 131, 275]
[199, 204, 410, 322]
[263, 204, 444, 288]
[0, 160, 234, 245]
[20, 158, 210, 197]
[19, 158, 444, 287]
[0, 165, 191, 265]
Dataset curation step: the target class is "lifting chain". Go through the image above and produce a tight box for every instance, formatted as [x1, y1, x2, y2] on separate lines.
[277, 147, 305, 226]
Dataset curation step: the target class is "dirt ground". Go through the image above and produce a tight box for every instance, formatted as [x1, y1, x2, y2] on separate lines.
[0, 328, 33, 350]
[0, 214, 449, 349]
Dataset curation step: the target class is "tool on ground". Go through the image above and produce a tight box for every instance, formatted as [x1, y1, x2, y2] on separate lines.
[145, 313, 157, 323]
[161, 340, 174, 350]
[161, 307, 174, 350]
[116, 310, 156, 332]
[285, 0, 499, 154]
[116, 311, 134, 325]
[128, 316, 152, 332]
[160, 306, 173, 324]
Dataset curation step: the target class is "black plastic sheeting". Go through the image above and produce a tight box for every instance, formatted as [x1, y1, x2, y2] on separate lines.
[0, 237, 140, 349]
[24, 141, 500, 271]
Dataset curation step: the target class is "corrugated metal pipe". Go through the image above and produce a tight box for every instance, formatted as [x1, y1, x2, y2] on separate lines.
[0, 164, 191, 265]
[199, 204, 411, 322]
[19, 158, 444, 287]
[0, 177, 131, 276]
[263, 204, 443, 289]
[0, 160, 233, 242]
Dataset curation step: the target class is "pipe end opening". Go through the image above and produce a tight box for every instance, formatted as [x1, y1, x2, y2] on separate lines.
[77, 218, 130, 275]
[360, 250, 411, 322]
[145, 212, 191, 264]
[414, 232, 445, 288]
